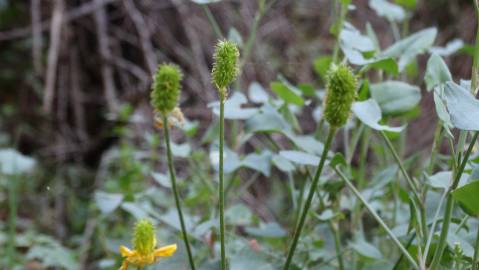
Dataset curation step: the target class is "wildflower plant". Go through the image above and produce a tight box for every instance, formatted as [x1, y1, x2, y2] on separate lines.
[119, 219, 177, 270]
[150, 63, 196, 270]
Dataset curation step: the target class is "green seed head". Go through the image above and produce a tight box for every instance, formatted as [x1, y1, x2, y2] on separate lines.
[324, 64, 357, 127]
[133, 219, 157, 255]
[211, 40, 240, 93]
[151, 63, 183, 114]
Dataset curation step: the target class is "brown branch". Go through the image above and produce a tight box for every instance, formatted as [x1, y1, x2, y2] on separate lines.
[31, 0, 43, 76]
[94, 0, 118, 112]
[43, 0, 64, 114]
[0, 0, 120, 41]
[123, 0, 157, 74]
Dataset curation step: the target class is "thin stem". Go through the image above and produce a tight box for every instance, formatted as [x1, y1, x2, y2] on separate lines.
[219, 93, 227, 270]
[329, 215, 345, 270]
[430, 131, 479, 269]
[472, 225, 479, 270]
[162, 115, 196, 270]
[380, 131, 420, 199]
[202, 5, 223, 39]
[282, 127, 337, 270]
[332, 0, 348, 63]
[239, 0, 266, 70]
[422, 190, 447, 263]
[7, 173, 17, 268]
[334, 167, 419, 270]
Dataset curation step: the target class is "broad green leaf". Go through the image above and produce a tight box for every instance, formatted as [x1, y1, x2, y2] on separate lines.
[279, 150, 319, 166]
[226, 204, 253, 225]
[121, 202, 149, 219]
[272, 155, 295, 172]
[228, 27, 243, 48]
[430, 39, 464, 56]
[285, 132, 325, 155]
[270, 81, 304, 106]
[380, 28, 437, 71]
[245, 104, 292, 133]
[244, 222, 287, 238]
[241, 151, 272, 177]
[94, 191, 124, 215]
[248, 82, 269, 103]
[151, 172, 171, 188]
[210, 92, 258, 120]
[171, 142, 191, 158]
[230, 249, 274, 270]
[313, 56, 333, 81]
[369, 0, 406, 22]
[351, 239, 383, 259]
[370, 81, 421, 114]
[0, 148, 36, 175]
[340, 26, 376, 65]
[428, 171, 469, 190]
[452, 181, 479, 216]
[26, 236, 78, 270]
[424, 53, 451, 91]
[352, 99, 404, 132]
[366, 57, 398, 76]
[395, 0, 416, 9]
[444, 82, 479, 131]
[433, 91, 453, 137]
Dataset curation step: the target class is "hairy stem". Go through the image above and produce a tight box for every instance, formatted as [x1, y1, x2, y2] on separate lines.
[219, 93, 227, 270]
[282, 127, 337, 270]
[163, 115, 196, 270]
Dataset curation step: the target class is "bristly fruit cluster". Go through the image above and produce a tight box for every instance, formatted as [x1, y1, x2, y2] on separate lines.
[151, 63, 183, 114]
[211, 40, 240, 96]
[324, 64, 358, 128]
[133, 219, 157, 256]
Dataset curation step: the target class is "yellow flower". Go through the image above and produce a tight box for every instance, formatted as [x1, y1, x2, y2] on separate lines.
[119, 219, 177, 270]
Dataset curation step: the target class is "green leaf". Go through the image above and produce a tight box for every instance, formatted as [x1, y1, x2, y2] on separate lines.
[151, 172, 171, 188]
[230, 249, 274, 270]
[26, 236, 78, 270]
[272, 154, 296, 172]
[370, 81, 421, 114]
[279, 150, 319, 166]
[433, 91, 453, 137]
[210, 92, 258, 120]
[313, 56, 333, 81]
[428, 171, 469, 190]
[228, 27, 243, 48]
[444, 82, 479, 131]
[94, 191, 124, 215]
[395, 0, 416, 9]
[452, 180, 479, 216]
[380, 28, 437, 71]
[245, 104, 292, 133]
[352, 99, 404, 132]
[244, 222, 287, 238]
[424, 53, 452, 91]
[226, 204, 253, 225]
[369, 0, 406, 22]
[270, 81, 304, 106]
[430, 39, 464, 56]
[171, 142, 191, 158]
[330, 153, 347, 168]
[351, 239, 383, 259]
[0, 148, 36, 175]
[241, 151, 272, 177]
[366, 58, 399, 76]
[248, 82, 269, 103]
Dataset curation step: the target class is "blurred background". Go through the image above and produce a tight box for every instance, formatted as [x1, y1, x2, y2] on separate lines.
[0, 0, 477, 269]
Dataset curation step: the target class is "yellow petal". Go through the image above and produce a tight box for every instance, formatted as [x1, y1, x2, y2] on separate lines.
[119, 245, 134, 257]
[154, 244, 177, 257]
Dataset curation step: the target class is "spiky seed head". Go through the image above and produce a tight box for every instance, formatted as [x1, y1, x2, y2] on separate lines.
[324, 64, 357, 127]
[150, 63, 183, 114]
[133, 219, 157, 255]
[211, 40, 240, 95]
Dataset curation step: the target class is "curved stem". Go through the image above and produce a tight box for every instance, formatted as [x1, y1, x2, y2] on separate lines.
[219, 93, 227, 270]
[163, 115, 196, 270]
[282, 127, 337, 270]
[334, 167, 419, 270]
[429, 131, 479, 269]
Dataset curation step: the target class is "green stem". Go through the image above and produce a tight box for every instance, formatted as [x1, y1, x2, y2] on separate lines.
[472, 225, 479, 270]
[334, 167, 419, 270]
[380, 131, 420, 198]
[219, 93, 227, 270]
[202, 5, 223, 39]
[239, 0, 266, 70]
[332, 0, 348, 63]
[329, 215, 345, 270]
[163, 115, 196, 270]
[7, 173, 17, 267]
[282, 127, 337, 270]
[430, 131, 479, 269]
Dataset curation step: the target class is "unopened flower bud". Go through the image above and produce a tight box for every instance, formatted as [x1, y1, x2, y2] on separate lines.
[324, 64, 357, 127]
